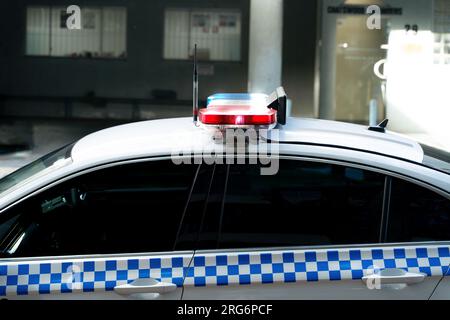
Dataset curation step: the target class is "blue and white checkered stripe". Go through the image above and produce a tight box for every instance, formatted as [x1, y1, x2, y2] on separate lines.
[0, 253, 192, 297]
[182, 245, 450, 287]
[1, 245, 449, 296]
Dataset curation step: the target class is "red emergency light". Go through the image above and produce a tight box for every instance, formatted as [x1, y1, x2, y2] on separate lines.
[198, 104, 277, 126]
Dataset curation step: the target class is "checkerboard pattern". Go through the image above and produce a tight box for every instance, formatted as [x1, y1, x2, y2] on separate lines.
[0, 254, 192, 297]
[0, 245, 449, 296]
[182, 245, 450, 287]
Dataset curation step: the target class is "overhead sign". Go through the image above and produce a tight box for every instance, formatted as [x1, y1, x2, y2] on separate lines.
[327, 5, 402, 15]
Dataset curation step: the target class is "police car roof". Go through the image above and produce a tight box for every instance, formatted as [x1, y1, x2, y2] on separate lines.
[71, 116, 424, 164]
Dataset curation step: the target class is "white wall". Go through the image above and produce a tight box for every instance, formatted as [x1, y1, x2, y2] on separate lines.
[385, 1, 450, 150]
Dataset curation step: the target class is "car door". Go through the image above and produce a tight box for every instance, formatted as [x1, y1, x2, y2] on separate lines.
[0, 159, 203, 299]
[430, 266, 450, 300]
[182, 159, 450, 299]
[386, 177, 450, 300]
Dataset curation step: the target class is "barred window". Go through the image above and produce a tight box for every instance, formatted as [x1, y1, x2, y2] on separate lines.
[26, 6, 127, 59]
[163, 8, 241, 61]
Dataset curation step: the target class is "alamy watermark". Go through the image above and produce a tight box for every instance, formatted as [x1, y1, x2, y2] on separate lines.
[366, 5, 381, 30]
[366, 5, 387, 80]
[66, 5, 81, 30]
[62, 263, 82, 291]
[365, 265, 382, 290]
[170, 128, 280, 176]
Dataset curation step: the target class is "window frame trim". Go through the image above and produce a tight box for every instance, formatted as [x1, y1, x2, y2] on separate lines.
[190, 240, 450, 256]
[379, 175, 392, 243]
[0, 248, 195, 263]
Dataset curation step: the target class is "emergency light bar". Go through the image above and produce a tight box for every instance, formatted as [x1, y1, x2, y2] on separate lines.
[198, 89, 287, 128]
[192, 44, 287, 128]
[199, 93, 273, 126]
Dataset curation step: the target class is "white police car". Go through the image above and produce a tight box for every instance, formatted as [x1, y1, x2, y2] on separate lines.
[0, 87, 449, 300]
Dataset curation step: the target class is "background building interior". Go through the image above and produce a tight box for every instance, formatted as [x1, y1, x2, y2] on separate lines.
[0, 0, 449, 177]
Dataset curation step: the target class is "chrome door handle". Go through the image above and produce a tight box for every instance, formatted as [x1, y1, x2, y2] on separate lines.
[114, 278, 177, 295]
[362, 268, 426, 286]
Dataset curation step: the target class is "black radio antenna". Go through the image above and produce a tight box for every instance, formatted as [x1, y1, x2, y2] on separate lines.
[193, 44, 198, 124]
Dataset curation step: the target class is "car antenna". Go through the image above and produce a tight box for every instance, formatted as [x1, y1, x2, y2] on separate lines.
[193, 44, 198, 124]
[368, 118, 389, 133]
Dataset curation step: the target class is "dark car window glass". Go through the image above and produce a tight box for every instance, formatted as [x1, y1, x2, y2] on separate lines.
[218, 160, 385, 249]
[174, 163, 216, 251]
[196, 164, 229, 250]
[387, 178, 450, 242]
[0, 214, 20, 246]
[1, 160, 198, 257]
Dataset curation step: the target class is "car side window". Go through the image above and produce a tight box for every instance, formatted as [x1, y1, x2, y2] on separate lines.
[386, 178, 450, 242]
[0, 160, 199, 257]
[217, 160, 385, 249]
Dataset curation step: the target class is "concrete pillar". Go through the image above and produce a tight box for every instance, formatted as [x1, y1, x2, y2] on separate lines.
[248, 0, 283, 94]
[318, 6, 337, 120]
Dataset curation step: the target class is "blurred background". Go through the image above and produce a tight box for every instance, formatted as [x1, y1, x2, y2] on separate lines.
[0, 0, 449, 177]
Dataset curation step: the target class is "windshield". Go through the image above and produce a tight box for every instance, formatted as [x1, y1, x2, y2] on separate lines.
[0, 144, 74, 197]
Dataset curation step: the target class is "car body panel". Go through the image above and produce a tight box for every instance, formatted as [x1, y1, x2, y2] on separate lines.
[69, 117, 424, 164]
[0, 251, 193, 299]
[430, 263, 450, 300]
[182, 244, 450, 300]
[265, 117, 424, 163]
[0, 117, 449, 300]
